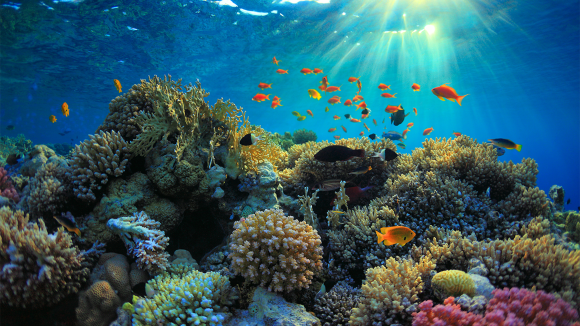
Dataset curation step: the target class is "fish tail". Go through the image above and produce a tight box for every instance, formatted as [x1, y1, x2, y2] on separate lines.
[73, 228, 81, 237]
[376, 231, 384, 244]
[515, 144, 522, 152]
[456, 94, 469, 106]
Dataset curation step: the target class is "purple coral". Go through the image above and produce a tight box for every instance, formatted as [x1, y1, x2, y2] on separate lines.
[412, 288, 580, 326]
[0, 166, 19, 203]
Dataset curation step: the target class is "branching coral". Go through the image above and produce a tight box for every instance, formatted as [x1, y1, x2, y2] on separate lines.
[298, 187, 319, 229]
[314, 281, 361, 326]
[67, 130, 131, 201]
[0, 207, 90, 308]
[0, 134, 33, 166]
[228, 209, 323, 292]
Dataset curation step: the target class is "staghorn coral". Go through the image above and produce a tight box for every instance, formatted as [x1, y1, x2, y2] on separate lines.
[0, 207, 90, 308]
[20, 161, 69, 217]
[292, 128, 317, 144]
[313, 281, 361, 326]
[67, 130, 131, 201]
[0, 166, 19, 203]
[431, 270, 476, 299]
[520, 215, 551, 239]
[228, 209, 323, 292]
[350, 255, 436, 325]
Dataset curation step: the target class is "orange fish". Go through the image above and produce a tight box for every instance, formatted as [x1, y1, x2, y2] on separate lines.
[328, 97, 341, 105]
[297, 116, 307, 121]
[423, 127, 434, 136]
[413, 107, 418, 116]
[313, 68, 323, 74]
[252, 93, 270, 102]
[334, 135, 341, 139]
[321, 76, 328, 86]
[402, 128, 410, 138]
[318, 85, 327, 91]
[344, 99, 353, 106]
[333, 115, 341, 120]
[385, 104, 402, 113]
[348, 76, 360, 83]
[325, 85, 341, 93]
[61, 102, 69, 117]
[407, 122, 414, 128]
[373, 119, 377, 126]
[452, 131, 461, 137]
[308, 89, 322, 100]
[350, 118, 361, 123]
[432, 84, 468, 106]
[353, 95, 364, 102]
[300, 68, 313, 75]
[412, 83, 420, 91]
[271, 100, 282, 109]
[376, 226, 416, 246]
[355, 101, 367, 111]
[381, 93, 397, 98]
[276, 69, 288, 74]
[273, 96, 280, 102]
[307, 110, 314, 117]
[378, 83, 391, 90]
[341, 125, 347, 132]
[114, 79, 122, 93]
[49, 115, 57, 123]
[258, 82, 272, 89]
[359, 131, 365, 136]
[363, 123, 370, 131]
[356, 79, 362, 94]
[272, 56, 280, 65]
[328, 128, 337, 132]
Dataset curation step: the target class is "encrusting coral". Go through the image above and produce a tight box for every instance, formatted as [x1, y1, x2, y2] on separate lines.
[228, 209, 323, 292]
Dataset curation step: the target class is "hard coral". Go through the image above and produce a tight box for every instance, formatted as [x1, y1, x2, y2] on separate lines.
[431, 270, 476, 299]
[314, 281, 361, 326]
[293, 128, 317, 144]
[76, 281, 122, 326]
[0, 166, 19, 203]
[228, 209, 323, 292]
[20, 162, 69, 217]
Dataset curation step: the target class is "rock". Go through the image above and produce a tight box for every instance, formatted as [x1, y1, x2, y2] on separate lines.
[207, 165, 227, 190]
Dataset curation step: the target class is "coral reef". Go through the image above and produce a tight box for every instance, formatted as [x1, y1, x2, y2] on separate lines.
[0, 166, 20, 203]
[107, 211, 170, 275]
[19, 144, 58, 177]
[0, 134, 33, 166]
[431, 270, 476, 300]
[270, 131, 294, 151]
[19, 161, 69, 217]
[313, 281, 361, 326]
[228, 209, 323, 292]
[293, 128, 317, 144]
[237, 161, 281, 212]
[550, 184, 566, 211]
[554, 210, 580, 242]
[76, 280, 123, 326]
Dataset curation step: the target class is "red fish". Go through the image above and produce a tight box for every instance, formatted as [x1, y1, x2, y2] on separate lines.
[325, 85, 341, 93]
[272, 57, 280, 65]
[333, 115, 341, 120]
[328, 128, 337, 132]
[313, 68, 323, 74]
[328, 97, 341, 105]
[413, 107, 417, 115]
[452, 131, 461, 137]
[423, 127, 434, 136]
[363, 123, 370, 131]
[353, 95, 364, 102]
[378, 83, 391, 90]
[307, 110, 314, 117]
[344, 186, 374, 204]
[342, 125, 347, 132]
[432, 84, 468, 106]
[412, 83, 420, 91]
[344, 99, 353, 106]
[276, 69, 288, 74]
[407, 122, 414, 128]
[385, 104, 402, 113]
[381, 93, 397, 98]
[350, 118, 361, 123]
[252, 93, 270, 102]
[402, 128, 410, 138]
[321, 76, 328, 86]
[318, 85, 327, 92]
[359, 131, 365, 136]
[373, 119, 377, 126]
[258, 82, 272, 89]
[271, 100, 282, 109]
[273, 96, 280, 102]
[334, 135, 341, 139]
[300, 68, 313, 75]
[355, 101, 367, 111]
[348, 76, 360, 83]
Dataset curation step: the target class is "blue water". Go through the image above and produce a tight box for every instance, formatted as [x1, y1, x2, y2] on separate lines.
[1, 0, 579, 205]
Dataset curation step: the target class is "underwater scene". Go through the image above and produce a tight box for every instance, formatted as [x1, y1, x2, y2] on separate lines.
[1, 0, 579, 325]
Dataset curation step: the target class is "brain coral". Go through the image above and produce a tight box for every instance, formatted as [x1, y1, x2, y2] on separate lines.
[228, 209, 323, 292]
[431, 270, 476, 299]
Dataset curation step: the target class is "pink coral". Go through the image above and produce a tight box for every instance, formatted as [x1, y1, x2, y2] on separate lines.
[0, 167, 19, 203]
[412, 288, 580, 326]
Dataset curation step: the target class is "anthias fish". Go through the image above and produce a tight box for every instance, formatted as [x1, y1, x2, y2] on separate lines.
[378, 83, 391, 90]
[376, 226, 416, 246]
[411, 83, 420, 91]
[423, 127, 434, 136]
[432, 83, 468, 106]
[258, 82, 272, 89]
[252, 93, 270, 102]
[300, 68, 313, 75]
[314, 145, 365, 162]
[114, 79, 122, 93]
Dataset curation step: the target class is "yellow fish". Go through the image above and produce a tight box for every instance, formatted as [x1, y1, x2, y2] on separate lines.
[61, 102, 69, 117]
[49, 115, 57, 123]
[297, 116, 306, 121]
[325, 106, 329, 112]
[53, 215, 81, 237]
[292, 111, 301, 117]
[114, 79, 122, 93]
[308, 89, 322, 100]
[376, 226, 415, 246]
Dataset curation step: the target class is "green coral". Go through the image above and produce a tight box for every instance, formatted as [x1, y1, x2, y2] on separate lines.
[292, 128, 317, 145]
[0, 134, 33, 166]
[270, 132, 294, 151]
[554, 210, 580, 242]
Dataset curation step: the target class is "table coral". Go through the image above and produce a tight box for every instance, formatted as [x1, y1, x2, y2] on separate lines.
[228, 209, 323, 292]
[0, 207, 90, 308]
[0, 166, 20, 203]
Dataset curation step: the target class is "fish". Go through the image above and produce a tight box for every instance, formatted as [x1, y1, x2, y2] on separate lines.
[6, 153, 20, 165]
[252, 93, 270, 102]
[272, 56, 280, 65]
[359, 131, 365, 136]
[53, 215, 81, 236]
[488, 138, 522, 152]
[297, 116, 307, 121]
[375, 226, 416, 246]
[361, 108, 370, 116]
[132, 282, 147, 297]
[321, 76, 328, 86]
[355, 101, 367, 111]
[114, 79, 122, 93]
[308, 89, 322, 100]
[328, 128, 337, 132]
[356, 79, 362, 94]
[314, 179, 344, 191]
[423, 127, 434, 136]
[353, 95, 364, 102]
[325, 86, 341, 93]
[49, 115, 57, 123]
[314, 145, 365, 163]
[363, 123, 370, 131]
[397, 142, 406, 149]
[313, 68, 323, 74]
[407, 122, 414, 128]
[349, 165, 372, 175]
[319, 85, 327, 91]
[411, 83, 420, 91]
[391, 109, 410, 126]
[344, 114, 351, 119]
[566, 198, 571, 205]
[334, 135, 340, 139]
[328, 97, 341, 105]
[333, 115, 341, 120]
[382, 131, 406, 141]
[292, 111, 301, 117]
[486, 187, 491, 197]
[61, 102, 69, 117]
[413, 107, 417, 115]
[315, 284, 327, 302]
[300, 68, 313, 75]
[240, 133, 263, 146]
[344, 99, 353, 106]
[452, 131, 461, 137]
[372, 148, 398, 161]
[385, 104, 402, 113]
[341, 126, 347, 132]
[368, 133, 377, 140]
[343, 185, 374, 204]
[402, 129, 410, 138]
[348, 77, 360, 83]
[307, 110, 314, 117]
[373, 119, 377, 126]
[276, 69, 288, 74]
[378, 83, 391, 90]
[258, 82, 272, 89]
[325, 107, 329, 112]
[271, 100, 282, 109]
[350, 118, 361, 123]
[273, 96, 281, 102]
[432, 83, 469, 106]
[381, 93, 397, 98]
[6, 125, 15, 130]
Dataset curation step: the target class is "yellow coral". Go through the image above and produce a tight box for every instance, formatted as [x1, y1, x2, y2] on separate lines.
[431, 270, 476, 298]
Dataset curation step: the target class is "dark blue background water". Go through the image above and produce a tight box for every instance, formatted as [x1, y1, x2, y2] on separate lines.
[1, 0, 579, 206]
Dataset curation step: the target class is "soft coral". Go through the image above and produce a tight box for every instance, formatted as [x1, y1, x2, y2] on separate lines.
[0, 166, 19, 203]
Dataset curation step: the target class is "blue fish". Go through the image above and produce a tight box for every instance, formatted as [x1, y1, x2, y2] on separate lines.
[382, 131, 405, 142]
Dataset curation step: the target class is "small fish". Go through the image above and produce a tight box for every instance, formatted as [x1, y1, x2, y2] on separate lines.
[328, 128, 337, 132]
[61, 102, 69, 117]
[6, 153, 20, 165]
[240, 133, 263, 146]
[452, 131, 461, 137]
[331, 210, 345, 215]
[292, 111, 301, 117]
[359, 131, 364, 136]
[6, 125, 15, 130]
[348, 76, 360, 83]
[397, 142, 406, 149]
[252, 93, 271, 102]
[333, 115, 341, 120]
[413, 107, 417, 115]
[272, 56, 280, 65]
[307, 110, 314, 117]
[271, 100, 282, 109]
[373, 119, 377, 126]
[344, 114, 351, 119]
[350, 118, 361, 123]
[391, 109, 410, 126]
[385, 104, 402, 113]
[383, 131, 406, 141]
[328, 97, 341, 105]
[314, 179, 344, 191]
[276, 69, 288, 74]
[308, 89, 322, 100]
[407, 122, 414, 128]
[325, 85, 341, 93]
[349, 165, 372, 175]
[297, 116, 307, 121]
[361, 108, 370, 116]
[319, 85, 327, 91]
[402, 129, 410, 138]
[375, 226, 416, 246]
[313, 68, 323, 74]
[53, 215, 81, 236]
[334, 135, 340, 139]
[344, 99, 353, 106]
[114, 79, 122, 93]
[273, 96, 281, 102]
[423, 127, 434, 136]
[566, 198, 570, 205]
[343, 185, 374, 204]
[356, 79, 362, 94]
[353, 95, 364, 102]
[258, 82, 272, 89]
[49, 115, 57, 123]
[411, 83, 420, 91]
[378, 83, 391, 90]
[381, 93, 397, 98]
[145, 283, 156, 298]
[315, 284, 326, 301]
[432, 83, 469, 106]
[355, 101, 367, 111]
[488, 138, 522, 152]
[320, 76, 329, 86]
[363, 123, 370, 131]
[300, 68, 313, 75]
[382, 118, 385, 123]
[368, 133, 377, 140]
[341, 125, 347, 133]
[372, 148, 398, 161]
[325, 107, 329, 112]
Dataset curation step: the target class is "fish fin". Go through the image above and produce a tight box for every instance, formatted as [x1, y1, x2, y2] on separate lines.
[437, 95, 446, 101]
[515, 144, 522, 152]
[380, 227, 391, 233]
[376, 230, 384, 244]
[456, 94, 468, 106]
[449, 98, 456, 102]
[73, 228, 81, 237]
